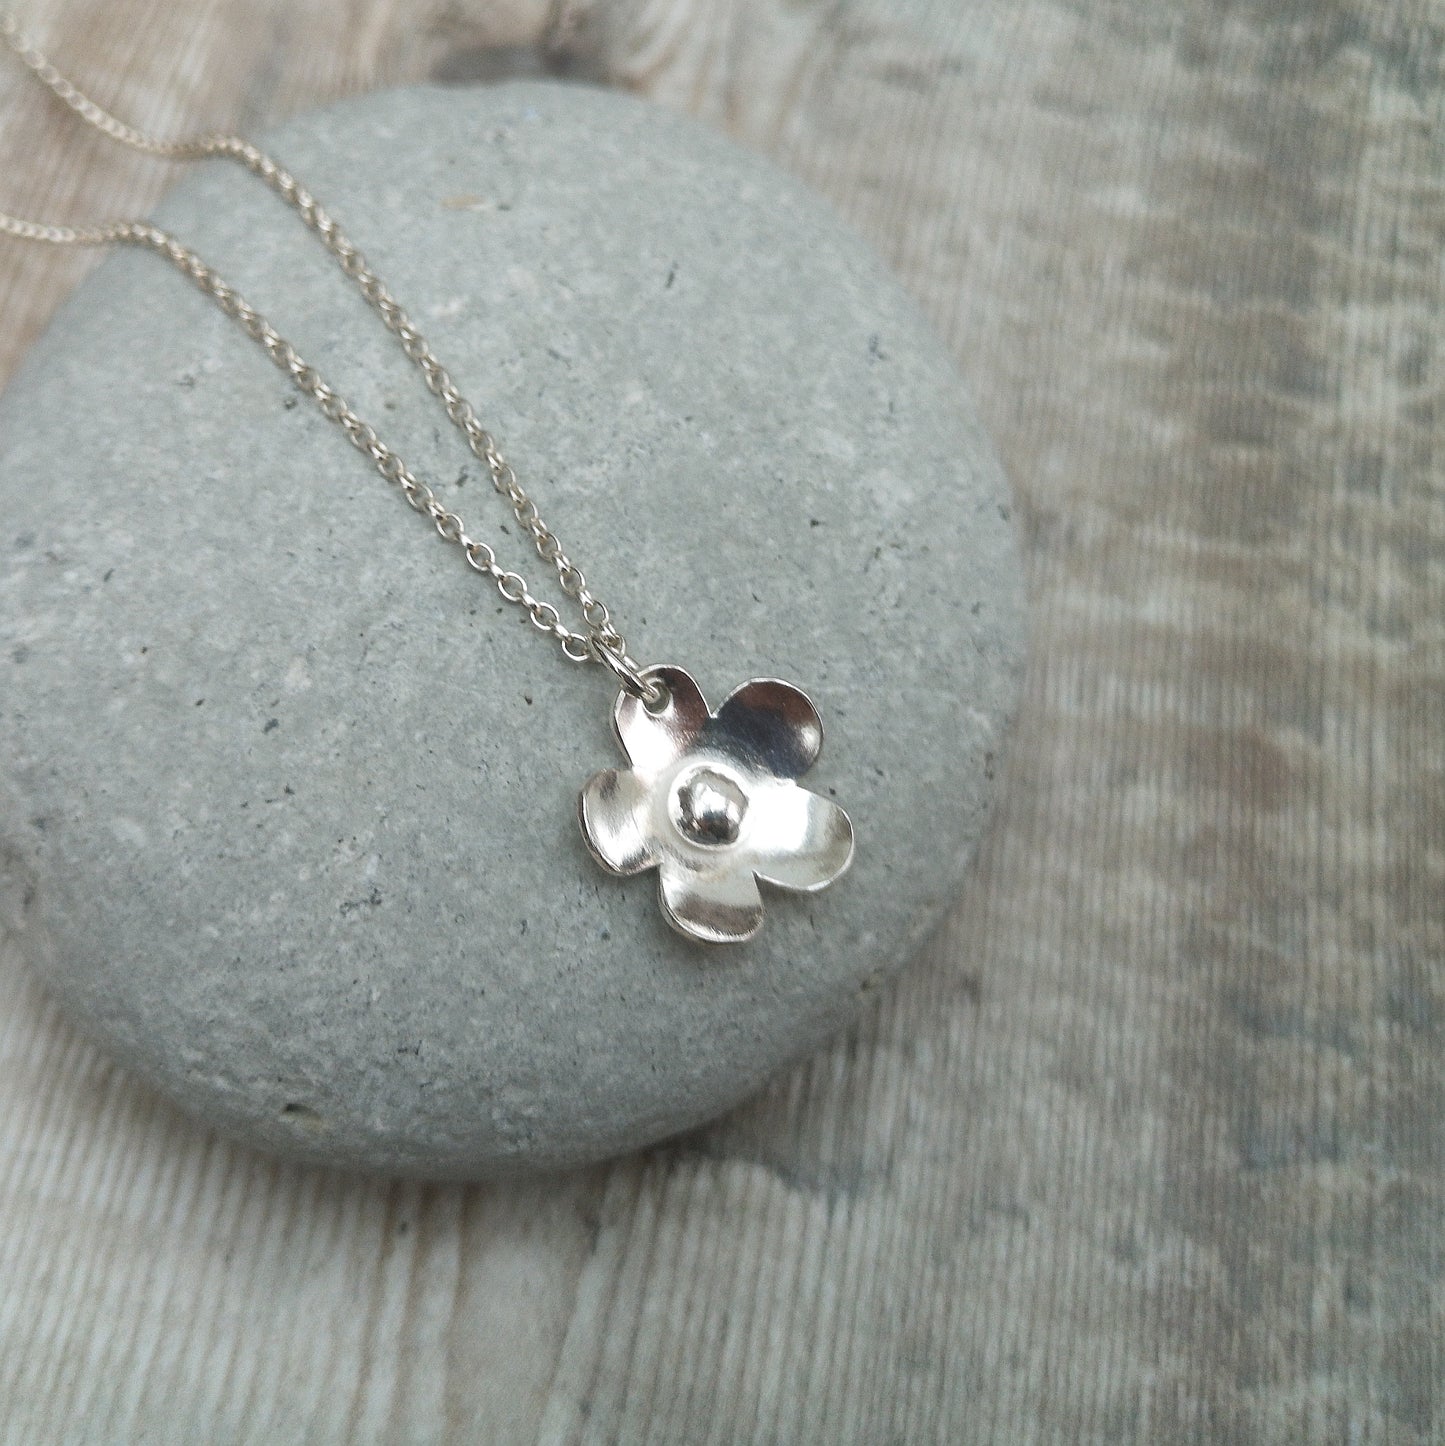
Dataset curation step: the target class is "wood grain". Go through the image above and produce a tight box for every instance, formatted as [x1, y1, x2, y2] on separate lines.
[1, 0, 1441, 1440]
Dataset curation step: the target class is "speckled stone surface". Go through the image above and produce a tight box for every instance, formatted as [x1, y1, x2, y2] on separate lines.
[0, 82, 1024, 1178]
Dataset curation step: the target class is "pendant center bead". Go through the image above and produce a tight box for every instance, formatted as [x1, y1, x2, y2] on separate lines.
[670, 766, 748, 848]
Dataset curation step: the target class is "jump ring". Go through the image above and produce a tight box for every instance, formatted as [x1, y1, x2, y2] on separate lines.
[592, 639, 664, 706]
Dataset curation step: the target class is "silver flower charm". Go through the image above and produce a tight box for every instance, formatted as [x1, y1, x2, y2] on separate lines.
[579, 665, 855, 944]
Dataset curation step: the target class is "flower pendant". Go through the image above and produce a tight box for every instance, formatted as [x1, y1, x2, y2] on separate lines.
[578, 665, 855, 944]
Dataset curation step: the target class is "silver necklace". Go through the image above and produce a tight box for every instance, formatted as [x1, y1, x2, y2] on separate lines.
[0, 17, 855, 946]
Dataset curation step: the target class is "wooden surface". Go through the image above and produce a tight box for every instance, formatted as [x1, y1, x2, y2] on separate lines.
[1, 1, 1441, 1441]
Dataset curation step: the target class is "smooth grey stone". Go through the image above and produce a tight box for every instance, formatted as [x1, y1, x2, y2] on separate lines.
[0, 81, 1025, 1178]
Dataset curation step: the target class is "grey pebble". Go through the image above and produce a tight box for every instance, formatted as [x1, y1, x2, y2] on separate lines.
[0, 81, 1025, 1178]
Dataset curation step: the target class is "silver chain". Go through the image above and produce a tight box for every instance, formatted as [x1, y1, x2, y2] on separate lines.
[0, 13, 661, 701]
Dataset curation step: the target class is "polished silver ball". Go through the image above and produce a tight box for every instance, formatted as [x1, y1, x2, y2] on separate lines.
[670, 766, 749, 847]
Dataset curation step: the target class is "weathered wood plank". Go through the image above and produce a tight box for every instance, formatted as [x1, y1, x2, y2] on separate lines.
[1, 0, 1441, 1441]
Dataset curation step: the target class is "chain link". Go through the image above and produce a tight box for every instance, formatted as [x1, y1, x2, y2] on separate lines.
[0, 13, 657, 694]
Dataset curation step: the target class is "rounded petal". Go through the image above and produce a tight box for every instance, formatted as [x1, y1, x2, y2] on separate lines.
[712, 678, 823, 780]
[659, 860, 765, 945]
[749, 782, 854, 893]
[613, 665, 710, 779]
[578, 767, 659, 877]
